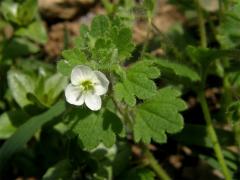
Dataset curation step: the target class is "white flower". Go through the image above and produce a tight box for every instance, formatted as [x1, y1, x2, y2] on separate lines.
[65, 65, 109, 111]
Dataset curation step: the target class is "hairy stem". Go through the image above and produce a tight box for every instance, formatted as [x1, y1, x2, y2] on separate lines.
[140, 17, 152, 57]
[111, 93, 170, 179]
[100, 0, 113, 14]
[219, 0, 225, 22]
[195, 0, 231, 178]
[195, 0, 207, 48]
[198, 91, 231, 180]
[143, 147, 171, 180]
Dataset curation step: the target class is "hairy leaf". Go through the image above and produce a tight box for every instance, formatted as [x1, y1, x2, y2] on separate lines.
[114, 61, 160, 106]
[134, 87, 187, 144]
[90, 15, 110, 38]
[57, 48, 87, 76]
[112, 27, 134, 59]
[67, 109, 123, 150]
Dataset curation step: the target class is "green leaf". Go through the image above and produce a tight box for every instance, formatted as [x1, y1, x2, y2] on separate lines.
[68, 109, 123, 150]
[43, 159, 73, 180]
[154, 58, 200, 81]
[0, 100, 65, 173]
[112, 27, 134, 59]
[227, 101, 240, 123]
[121, 168, 155, 180]
[15, 21, 48, 44]
[114, 83, 136, 106]
[75, 24, 90, 48]
[7, 69, 35, 108]
[144, 0, 156, 18]
[200, 152, 237, 175]
[44, 73, 68, 105]
[90, 15, 110, 38]
[186, 46, 219, 68]
[217, 3, 240, 48]
[57, 48, 87, 76]
[0, 113, 16, 139]
[114, 61, 160, 106]
[2, 38, 39, 59]
[1, 1, 19, 24]
[92, 38, 117, 64]
[187, 45, 240, 64]
[134, 87, 187, 144]
[112, 143, 131, 177]
[0, 110, 29, 138]
[64, 15, 134, 70]
[17, 0, 37, 25]
[62, 48, 87, 64]
[57, 60, 72, 77]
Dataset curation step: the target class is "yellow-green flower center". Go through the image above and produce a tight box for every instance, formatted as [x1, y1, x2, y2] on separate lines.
[81, 80, 94, 91]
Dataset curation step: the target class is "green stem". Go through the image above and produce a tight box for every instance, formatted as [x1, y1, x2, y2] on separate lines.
[111, 95, 133, 130]
[219, 0, 225, 22]
[100, 0, 113, 14]
[111, 93, 170, 179]
[195, 0, 207, 48]
[144, 147, 171, 180]
[198, 90, 231, 180]
[140, 18, 152, 57]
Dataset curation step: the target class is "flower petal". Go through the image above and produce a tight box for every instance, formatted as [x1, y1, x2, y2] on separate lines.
[65, 84, 84, 105]
[94, 71, 109, 95]
[85, 93, 102, 111]
[71, 65, 95, 85]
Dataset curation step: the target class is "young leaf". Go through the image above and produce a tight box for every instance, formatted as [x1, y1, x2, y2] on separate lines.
[112, 27, 134, 59]
[114, 61, 160, 106]
[57, 48, 87, 76]
[92, 38, 117, 64]
[75, 24, 90, 48]
[90, 15, 110, 38]
[134, 87, 187, 144]
[67, 109, 123, 150]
